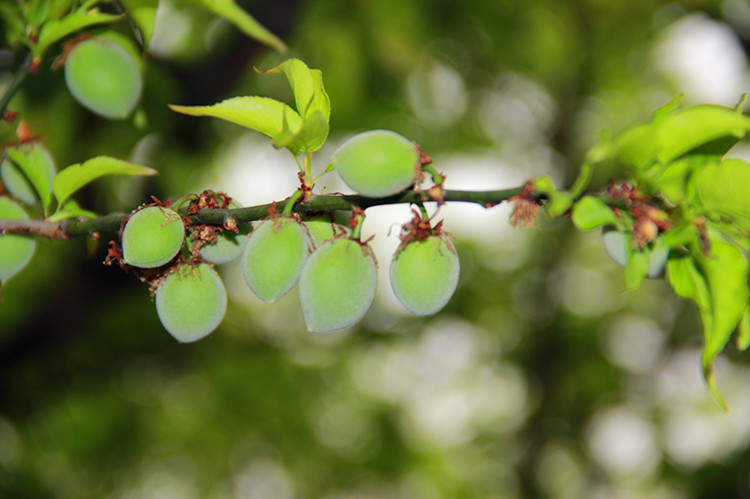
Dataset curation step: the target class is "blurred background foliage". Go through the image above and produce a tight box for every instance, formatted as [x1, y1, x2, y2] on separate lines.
[2, 0, 750, 497]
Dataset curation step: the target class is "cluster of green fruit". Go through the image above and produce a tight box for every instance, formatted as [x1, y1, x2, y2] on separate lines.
[117, 130, 460, 342]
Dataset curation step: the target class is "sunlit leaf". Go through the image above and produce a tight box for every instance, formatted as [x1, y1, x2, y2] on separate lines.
[657, 105, 750, 164]
[571, 196, 619, 230]
[694, 158, 750, 230]
[278, 110, 329, 155]
[737, 306, 750, 352]
[170, 97, 303, 143]
[624, 246, 649, 291]
[697, 237, 749, 367]
[53, 156, 156, 210]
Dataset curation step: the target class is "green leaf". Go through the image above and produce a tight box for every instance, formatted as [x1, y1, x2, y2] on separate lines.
[279, 109, 329, 155]
[53, 156, 157, 209]
[261, 59, 331, 153]
[170, 97, 303, 143]
[611, 123, 660, 170]
[5, 145, 55, 214]
[602, 102, 750, 170]
[667, 251, 712, 312]
[624, 246, 649, 291]
[47, 199, 99, 222]
[649, 156, 711, 205]
[35, 11, 123, 57]
[657, 105, 750, 164]
[263, 59, 316, 117]
[737, 306, 750, 352]
[694, 158, 750, 230]
[189, 0, 286, 52]
[697, 237, 749, 370]
[659, 222, 699, 250]
[571, 196, 619, 230]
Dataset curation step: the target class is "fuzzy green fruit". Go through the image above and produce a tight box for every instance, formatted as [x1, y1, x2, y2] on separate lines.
[303, 213, 351, 249]
[0, 197, 35, 285]
[602, 227, 669, 278]
[1, 143, 56, 205]
[241, 217, 310, 303]
[390, 235, 459, 316]
[65, 37, 143, 119]
[298, 238, 377, 333]
[122, 206, 185, 268]
[156, 263, 227, 343]
[199, 230, 247, 264]
[331, 130, 419, 197]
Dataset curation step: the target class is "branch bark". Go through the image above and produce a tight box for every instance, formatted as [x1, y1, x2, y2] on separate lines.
[0, 186, 525, 239]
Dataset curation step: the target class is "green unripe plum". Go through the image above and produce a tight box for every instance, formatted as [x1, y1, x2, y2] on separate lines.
[156, 263, 227, 343]
[241, 217, 310, 303]
[602, 227, 669, 278]
[298, 238, 377, 333]
[0, 197, 35, 285]
[199, 230, 247, 264]
[65, 37, 143, 119]
[390, 235, 459, 316]
[1, 143, 56, 205]
[331, 130, 419, 198]
[303, 213, 351, 249]
[122, 206, 185, 268]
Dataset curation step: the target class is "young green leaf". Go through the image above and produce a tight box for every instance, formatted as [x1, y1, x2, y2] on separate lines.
[571, 196, 619, 230]
[737, 306, 750, 352]
[52, 156, 156, 211]
[656, 105, 750, 164]
[694, 159, 750, 230]
[170, 97, 303, 146]
[187, 0, 286, 52]
[4, 143, 56, 214]
[624, 246, 649, 291]
[262, 59, 330, 122]
[35, 11, 123, 57]
[696, 237, 749, 374]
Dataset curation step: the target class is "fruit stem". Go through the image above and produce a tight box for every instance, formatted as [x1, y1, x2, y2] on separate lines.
[350, 212, 365, 241]
[422, 164, 443, 186]
[303, 153, 314, 186]
[282, 189, 303, 217]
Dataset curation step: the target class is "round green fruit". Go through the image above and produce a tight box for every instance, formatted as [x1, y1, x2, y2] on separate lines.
[122, 206, 185, 268]
[156, 263, 227, 343]
[331, 130, 419, 198]
[303, 213, 351, 249]
[241, 217, 310, 303]
[298, 238, 377, 333]
[198, 230, 247, 265]
[0, 197, 35, 285]
[390, 235, 459, 316]
[1, 143, 56, 205]
[602, 227, 669, 278]
[65, 37, 143, 119]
